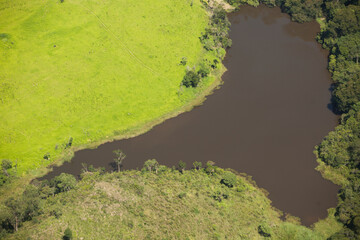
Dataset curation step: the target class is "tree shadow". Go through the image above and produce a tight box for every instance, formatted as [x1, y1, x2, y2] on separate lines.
[327, 84, 342, 116]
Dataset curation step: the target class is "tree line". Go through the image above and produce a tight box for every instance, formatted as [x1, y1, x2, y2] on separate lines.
[181, 3, 232, 88]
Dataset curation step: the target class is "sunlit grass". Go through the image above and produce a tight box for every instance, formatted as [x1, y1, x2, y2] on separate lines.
[0, 0, 214, 174]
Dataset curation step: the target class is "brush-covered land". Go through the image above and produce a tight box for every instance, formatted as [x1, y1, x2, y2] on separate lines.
[0, 0, 220, 176]
[1, 162, 341, 239]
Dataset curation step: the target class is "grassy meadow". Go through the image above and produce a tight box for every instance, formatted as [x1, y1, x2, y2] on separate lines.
[5, 166, 341, 239]
[0, 0, 219, 175]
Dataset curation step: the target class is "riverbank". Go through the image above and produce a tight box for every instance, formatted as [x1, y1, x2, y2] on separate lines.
[0, 0, 226, 198]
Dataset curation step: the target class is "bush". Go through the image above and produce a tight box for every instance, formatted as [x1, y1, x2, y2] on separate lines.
[180, 57, 187, 66]
[220, 172, 237, 188]
[178, 192, 187, 199]
[63, 227, 72, 240]
[51, 173, 77, 193]
[258, 224, 272, 237]
[211, 190, 229, 202]
[204, 161, 216, 175]
[197, 60, 211, 78]
[182, 70, 200, 88]
[193, 161, 202, 170]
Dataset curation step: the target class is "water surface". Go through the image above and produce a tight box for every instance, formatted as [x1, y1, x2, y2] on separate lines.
[42, 5, 339, 226]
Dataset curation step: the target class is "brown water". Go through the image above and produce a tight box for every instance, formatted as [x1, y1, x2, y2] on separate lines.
[42, 5, 339, 226]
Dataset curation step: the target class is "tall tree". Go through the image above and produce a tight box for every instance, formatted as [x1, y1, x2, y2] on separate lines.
[193, 161, 202, 170]
[51, 173, 77, 193]
[113, 149, 126, 172]
[144, 159, 159, 173]
[178, 161, 186, 173]
[337, 33, 360, 64]
[4, 197, 25, 232]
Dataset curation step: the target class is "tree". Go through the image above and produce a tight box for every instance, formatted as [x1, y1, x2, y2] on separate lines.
[333, 78, 360, 113]
[197, 60, 211, 78]
[63, 227, 73, 240]
[204, 161, 216, 175]
[316, 126, 353, 167]
[351, 216, 360, 235]
[22, 185, 42, 221]
[51, 173, 77, 193]
[0, 159, 13, 186]
[113, 149, 126, 172]
[4, 197, 25, 232]
[178, 160, 186, 173]
[182, 70, 200, 88]
[282, 0, 322, 23]
[258, 223, 272, 237]
[337, 33, 360, 64]
[143, 159, 159, 173]
[220, 172, 237, 188]
[193, 161, 202, 170]
[326, 5, 360, 38]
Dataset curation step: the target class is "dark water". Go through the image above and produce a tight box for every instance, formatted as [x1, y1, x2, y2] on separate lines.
[42, 5, 339, 226]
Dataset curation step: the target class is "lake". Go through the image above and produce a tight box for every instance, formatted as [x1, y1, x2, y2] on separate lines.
[42, 5, 339, 226]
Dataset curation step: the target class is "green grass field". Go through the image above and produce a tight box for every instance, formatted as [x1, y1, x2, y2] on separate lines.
[5, 167, 341, 239]
[0, 0, 219, 175]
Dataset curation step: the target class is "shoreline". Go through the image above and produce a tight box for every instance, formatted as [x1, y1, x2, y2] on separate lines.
[0, 64, 227, 200]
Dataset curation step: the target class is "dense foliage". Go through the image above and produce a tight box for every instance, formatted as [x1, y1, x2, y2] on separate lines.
[315, 1, 360, 239]
[0, 173, 77, 236]
[182, 4, 231, 88]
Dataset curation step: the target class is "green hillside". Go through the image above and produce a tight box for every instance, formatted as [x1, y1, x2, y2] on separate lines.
[0, 0, 216, 175]
[3, 164, 340, 239]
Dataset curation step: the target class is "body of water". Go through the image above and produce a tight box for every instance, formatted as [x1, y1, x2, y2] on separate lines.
[42, 5, 339, 226]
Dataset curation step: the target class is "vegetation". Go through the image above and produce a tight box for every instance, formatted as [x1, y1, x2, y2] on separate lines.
[0, 163, 339, 239]
[0, 0, 223, 178]
[0, 160, 16, 187]
[113, 149, 126, 172]
[313, 1, 360, 238]
[1, 0, 359, 238]
[63, 227, 73, 240]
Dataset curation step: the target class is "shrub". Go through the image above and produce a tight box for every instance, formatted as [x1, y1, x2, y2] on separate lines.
[180, 57, 187, 65]
[258, 223, 272, 237]
[220, 172, 237, 188]
[182, 70, 200, 88]
[197, 60, 211, 78]
[193, 161, 202, 170]
[63, 227, 72, 240]
[51, 173, 77, 193]
[178, 160, 186, 173]
[178, 192, 187, 199]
